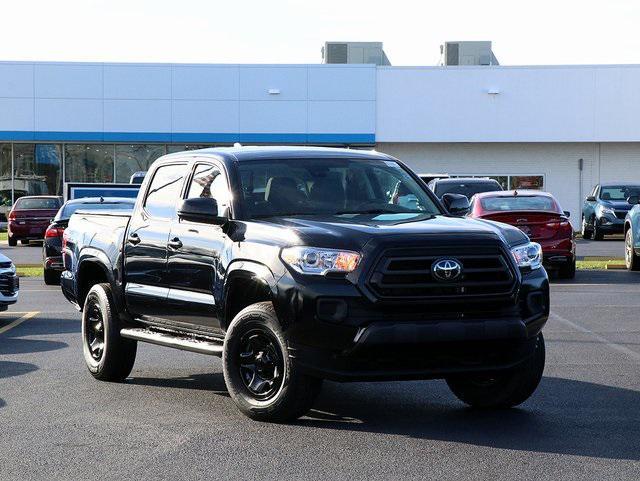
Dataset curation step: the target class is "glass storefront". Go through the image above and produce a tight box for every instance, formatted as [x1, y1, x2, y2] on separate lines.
[64, 144, 114, 183]
[115, 144, 166, 183]
[13, 143, 63, 198]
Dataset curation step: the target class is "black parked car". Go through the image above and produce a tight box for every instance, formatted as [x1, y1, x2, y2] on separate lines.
[428, 177, 503, 199]
[61, 146, 549, 422]
[43, 197, 135, 284]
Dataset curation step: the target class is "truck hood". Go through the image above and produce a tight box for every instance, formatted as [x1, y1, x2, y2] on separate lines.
[249, 213, 528, 251]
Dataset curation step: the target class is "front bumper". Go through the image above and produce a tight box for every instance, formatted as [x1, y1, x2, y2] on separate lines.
[281, 267, 549, 382]
[596, 215, 625, 233]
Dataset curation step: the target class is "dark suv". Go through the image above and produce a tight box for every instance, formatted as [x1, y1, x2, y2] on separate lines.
[582, 183, 640, 240]
[61, 147, 549, 422]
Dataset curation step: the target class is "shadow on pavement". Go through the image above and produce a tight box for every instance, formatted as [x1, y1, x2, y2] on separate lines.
[0, 360, 38, 380]
[128, 372, 230, 397]
[0, 314, 77, 355]
[552, 269, 640, 285]
[297, 376, 640, 461]
[0, 338, 67, 355]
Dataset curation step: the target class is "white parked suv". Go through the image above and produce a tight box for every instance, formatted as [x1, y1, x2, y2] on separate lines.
[0, 252, 19, 310]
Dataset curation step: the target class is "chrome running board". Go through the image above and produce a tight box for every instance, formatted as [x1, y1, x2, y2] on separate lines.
[120, 327, 224, 356]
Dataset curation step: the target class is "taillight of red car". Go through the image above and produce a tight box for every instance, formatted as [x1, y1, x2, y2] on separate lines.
[545, 216, 573, 237]
[45, 225, 65, 239]
[8, 210, 16, 221]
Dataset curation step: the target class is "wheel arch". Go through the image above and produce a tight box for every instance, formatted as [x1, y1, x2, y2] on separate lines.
[222, 262, 278, 331]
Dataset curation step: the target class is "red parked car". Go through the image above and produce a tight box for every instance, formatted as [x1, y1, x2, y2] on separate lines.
[7, 196, 62, 246]
[469, 190, 576, 278]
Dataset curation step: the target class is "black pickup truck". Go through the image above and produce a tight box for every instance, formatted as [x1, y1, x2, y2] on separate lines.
[61, 146, 549, 422]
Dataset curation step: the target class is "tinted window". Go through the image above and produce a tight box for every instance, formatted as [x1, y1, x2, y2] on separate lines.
[480, 196, 558, 212]
[59, 201, 135, 220]
[435, 181, 501, 198]
[144, 164, 186, 218]
[14, 197, 60, 210]
[237, 158, 440, 219]
[186, 164, 230, 216]
[599, 185, 640, 201]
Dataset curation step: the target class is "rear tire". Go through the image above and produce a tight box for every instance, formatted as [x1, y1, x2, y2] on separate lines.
[20, 239, 29, 245]
[446, 333, 545, 409]
[43, 268, 61, 285]
[558, 258, 576, 279]
[8, 235, 16, 246]
[82, 283, 137, 382]
[625, 229, 640, 271]
[223, 302, 322, 422]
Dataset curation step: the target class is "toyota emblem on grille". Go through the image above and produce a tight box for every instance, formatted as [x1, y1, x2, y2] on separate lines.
[431, 258, 462, 282]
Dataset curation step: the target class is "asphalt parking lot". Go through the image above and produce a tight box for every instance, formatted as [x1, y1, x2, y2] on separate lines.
[1, 271, 639, 481]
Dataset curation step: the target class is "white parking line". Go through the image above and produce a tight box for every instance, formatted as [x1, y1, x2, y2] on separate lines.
[549, 311, 640, 362]
[0, 311, 39, 335]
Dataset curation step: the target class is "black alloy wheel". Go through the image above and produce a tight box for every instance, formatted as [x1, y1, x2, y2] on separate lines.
[238, 328, 284, 401]
[85, 299, 105, 362]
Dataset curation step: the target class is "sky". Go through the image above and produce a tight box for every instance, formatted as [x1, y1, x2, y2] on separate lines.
[1, 0, 639, 66]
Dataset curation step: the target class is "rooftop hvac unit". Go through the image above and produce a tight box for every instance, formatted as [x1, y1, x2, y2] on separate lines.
[444, 41, 499, 66]
[323, 42, 391, 66]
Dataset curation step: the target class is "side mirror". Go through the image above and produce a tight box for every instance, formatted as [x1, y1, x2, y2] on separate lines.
[586, 195, 596, 202]
[177, 197, 227, 225]
[441, 193, 470, 216]
[627, 195, 640, 205]
[563, 211, 571, 217]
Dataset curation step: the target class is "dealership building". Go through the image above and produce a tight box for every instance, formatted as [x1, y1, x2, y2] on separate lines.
[1, 42, 640, 226]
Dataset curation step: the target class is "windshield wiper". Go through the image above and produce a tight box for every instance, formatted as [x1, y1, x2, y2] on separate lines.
[251, 212, 317, 219]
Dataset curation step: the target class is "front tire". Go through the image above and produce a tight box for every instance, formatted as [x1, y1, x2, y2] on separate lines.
[593, 220, 604, 240]
[581, 217, 593, 240]
[82, 283, 137, 382]
[446, 333, 545, 408]
[223, 302, 322, 422]
[8, 235, 16, 246]
[625, 229, 640, 271]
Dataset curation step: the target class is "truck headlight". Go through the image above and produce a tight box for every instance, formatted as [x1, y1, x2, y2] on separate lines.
[511, 242, 542, 270]
[281, 247, 361, 275]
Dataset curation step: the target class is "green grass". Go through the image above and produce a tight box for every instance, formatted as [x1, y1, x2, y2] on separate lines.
[0, 231, 6, 241]
[576, 259, 625, 270]
[16, 266, 44, 277]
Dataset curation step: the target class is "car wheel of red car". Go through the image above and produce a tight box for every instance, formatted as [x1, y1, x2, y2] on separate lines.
[8, 235, 17, 246]
[559, 259, 576, 279]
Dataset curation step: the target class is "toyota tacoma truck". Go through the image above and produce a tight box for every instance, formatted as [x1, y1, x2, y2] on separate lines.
[61, 146, 549, 422]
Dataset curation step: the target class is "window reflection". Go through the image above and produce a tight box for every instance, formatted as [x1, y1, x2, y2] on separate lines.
[0, 144, 11, 221]
[13, 143, 62, 199]
[115, 144, 165, 183]
[64, 144, 114, 183]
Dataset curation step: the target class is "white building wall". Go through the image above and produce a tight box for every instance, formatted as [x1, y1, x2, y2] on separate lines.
[376, 65, 640, 143]
[377, 142, 605, 228]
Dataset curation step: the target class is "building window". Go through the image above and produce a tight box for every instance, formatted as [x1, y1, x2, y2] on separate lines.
[0, 144, 11, 220]
[453, 174, 544, 191]
[509, 175, 544, 190]
[115, 144, 165, 183]
[13, 143, 63, 199]
[166, 144, 211, 154]
[64, 144, 114, 183]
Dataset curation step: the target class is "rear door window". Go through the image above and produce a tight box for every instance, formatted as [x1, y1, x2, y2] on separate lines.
[144, 164, 187, 219]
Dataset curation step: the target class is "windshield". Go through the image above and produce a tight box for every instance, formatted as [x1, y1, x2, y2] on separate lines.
[14, 197, 60, 210]
[58, 201, 135, 220]
[435, 181, 501, 199]
[600, 185, 640, 202]
[480, 195, 558, 212]
[237, 158, 441, 219]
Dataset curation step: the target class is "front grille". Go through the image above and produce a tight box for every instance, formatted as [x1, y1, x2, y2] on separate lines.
[615, 211, 628, 220]
[366, 245, 517, 301]
[0, 273, 19, 296]
[0, 261, 11, 269]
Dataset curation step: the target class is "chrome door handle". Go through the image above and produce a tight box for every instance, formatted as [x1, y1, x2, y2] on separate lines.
[167, 237, 183, 250]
